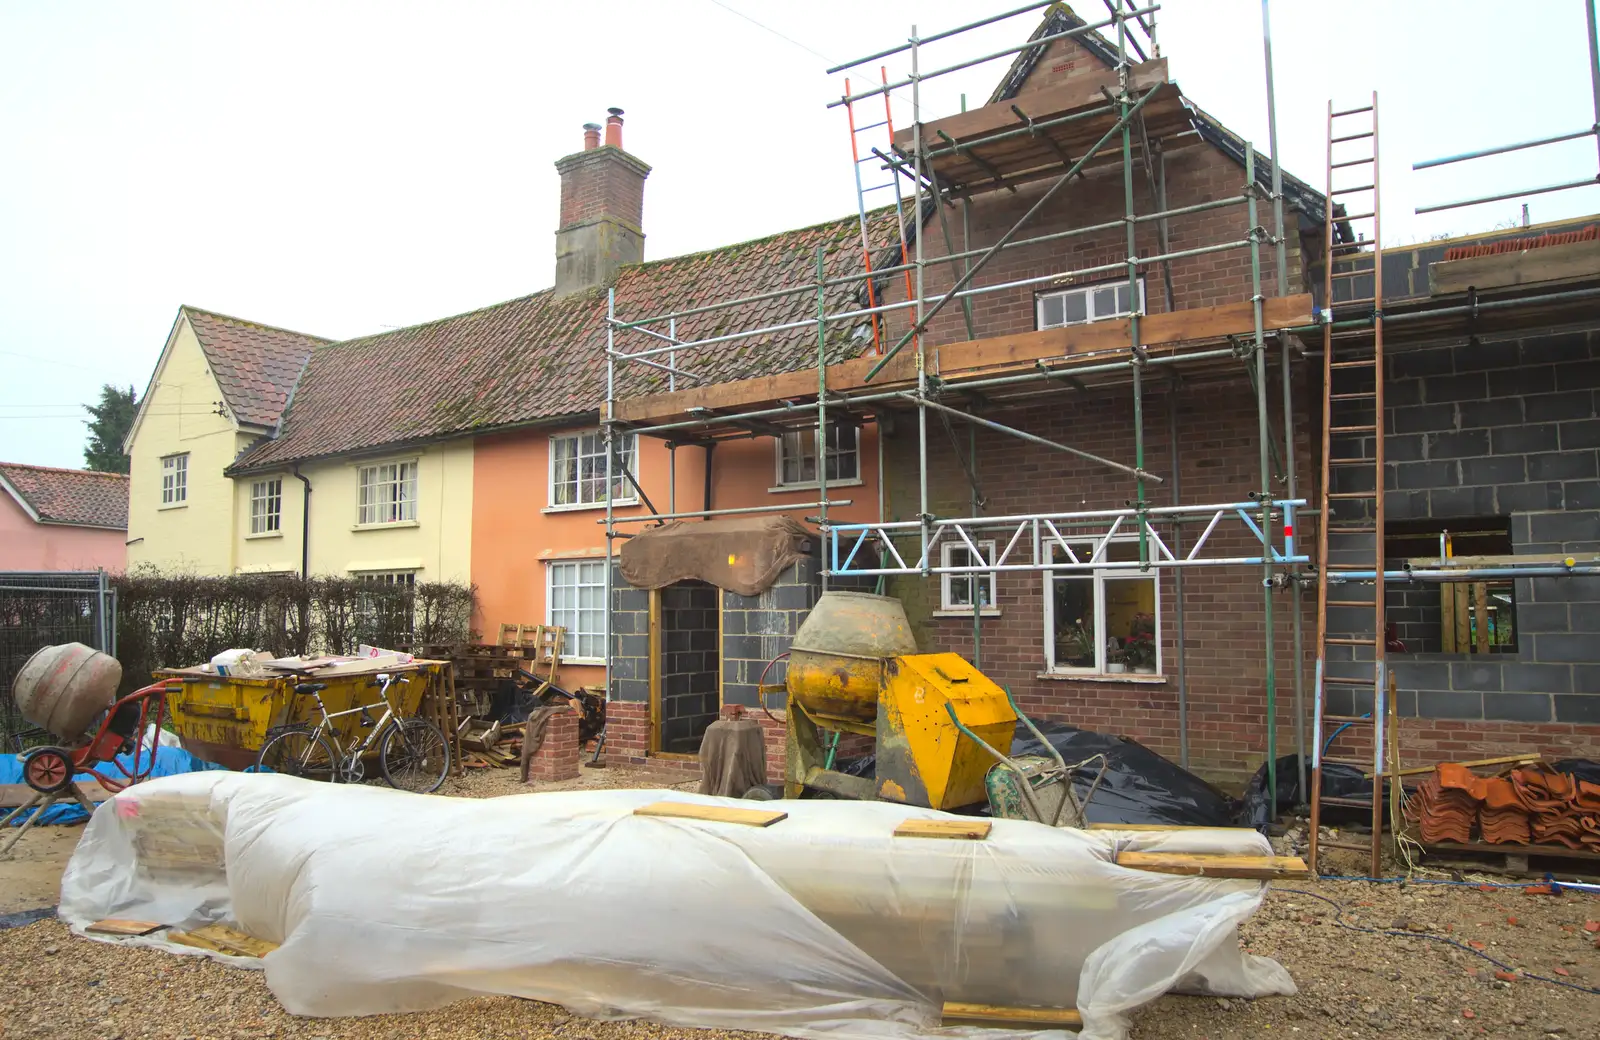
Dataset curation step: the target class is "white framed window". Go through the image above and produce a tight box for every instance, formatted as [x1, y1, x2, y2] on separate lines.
[160, 453, 188, 506]
[549, 431, 636, 509]
[354, 570, 417, 642]
[775, 422, 860, 488]
[1037, 278, 1145, 329]
[939, 540, 998, 615]
[1043, 537, 1161, 676]
[547, 559, 606, 662]
[357, 460, 418, 525]
[249, 478, 282, 535]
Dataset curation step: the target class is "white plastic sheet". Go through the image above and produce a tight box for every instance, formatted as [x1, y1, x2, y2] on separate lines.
[60, 774, 1293, 1040]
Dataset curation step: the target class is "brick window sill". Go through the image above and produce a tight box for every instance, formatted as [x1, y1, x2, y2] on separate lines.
[1036, 672, 1168, 685]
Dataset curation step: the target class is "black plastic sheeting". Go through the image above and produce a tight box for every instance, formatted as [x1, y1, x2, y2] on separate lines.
[1243, 754, 1385, 832]
[0, 907, 54, 930]
[842, 721, 1244, 827]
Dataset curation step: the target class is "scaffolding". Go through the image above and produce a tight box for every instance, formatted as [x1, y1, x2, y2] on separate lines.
[598, 0, 1600, 830]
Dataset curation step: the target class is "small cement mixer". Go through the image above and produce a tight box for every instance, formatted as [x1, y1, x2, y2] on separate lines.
[781, 592, 1020, 811]
[3, 644, 172, 856]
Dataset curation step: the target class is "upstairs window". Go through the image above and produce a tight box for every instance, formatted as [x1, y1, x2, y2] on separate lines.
[250, 478, 282, 535]
[1037, 278, 1145, 329]
[161, 453, 188, 506]
[550, 431, 635, 508]
[776, 422, 859, 487]
[357, 461, 418, 525]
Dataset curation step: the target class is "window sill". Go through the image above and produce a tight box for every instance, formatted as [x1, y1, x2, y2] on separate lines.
[542, 499, 639, 515]
[933, 608, 1002, 618]
[351, 519, 420, 531]
[768, 478, 864, 494]
[157, 502, 187, 511]
[1037, 671, 1167, 684]
[563, 657, 605, 667]
[244, 530, 283, 541]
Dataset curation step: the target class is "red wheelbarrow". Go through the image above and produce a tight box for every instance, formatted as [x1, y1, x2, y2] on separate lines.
[3, 644, 173, 857]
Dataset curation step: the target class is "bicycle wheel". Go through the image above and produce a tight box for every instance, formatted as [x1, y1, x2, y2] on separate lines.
[256, 726, 337, 783]
[380, 717, 450, 793]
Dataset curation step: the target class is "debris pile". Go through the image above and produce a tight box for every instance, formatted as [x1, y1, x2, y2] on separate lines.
[1406, 761, 1600, 850]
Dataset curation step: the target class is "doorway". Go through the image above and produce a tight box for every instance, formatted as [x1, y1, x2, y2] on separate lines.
[651, 580, 721, 755]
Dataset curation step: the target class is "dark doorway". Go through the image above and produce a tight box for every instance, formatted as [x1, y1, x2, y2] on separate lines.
[654, 580, 720, 755]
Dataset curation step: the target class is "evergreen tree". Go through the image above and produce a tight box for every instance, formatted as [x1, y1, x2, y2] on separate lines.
[83, 384, 137, 473]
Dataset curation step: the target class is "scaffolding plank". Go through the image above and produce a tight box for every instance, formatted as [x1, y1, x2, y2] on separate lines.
[1429, 238, 1600, 296]
[1115, 851, 1310, 880]
[614, 294, 1313, 425]
[633, 801, 788, 827]
[894, 818, 992, 840]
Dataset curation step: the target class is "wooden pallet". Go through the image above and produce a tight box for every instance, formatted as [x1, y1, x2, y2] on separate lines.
[1416, 839, 1600, 880]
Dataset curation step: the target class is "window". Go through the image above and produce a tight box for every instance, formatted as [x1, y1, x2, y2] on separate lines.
[549, 431, 635, 508]
[1044, 538, 1160, 675]
[1384, 519, 1517, 654]
[250, 478, 282, 535]
[161, 453, 188, 506]
[775, 422, 860, 487]
[940, 541, 997, 614]
[354, 570, 416, 644]
[547, 560, 606, 662]
[357, 460, 418, 525]
[1036, 279, 1145, 329]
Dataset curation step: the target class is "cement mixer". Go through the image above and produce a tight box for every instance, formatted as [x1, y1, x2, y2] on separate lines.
[3, 643, 173, 856]
[779, 593, 1091, 822]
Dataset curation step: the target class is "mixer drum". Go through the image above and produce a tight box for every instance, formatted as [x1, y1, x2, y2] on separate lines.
[12, 643, 121, 741]
[786, 592, 917, 723]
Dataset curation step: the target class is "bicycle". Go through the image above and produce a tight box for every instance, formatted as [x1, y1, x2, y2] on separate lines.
[255, 673, 451, 793]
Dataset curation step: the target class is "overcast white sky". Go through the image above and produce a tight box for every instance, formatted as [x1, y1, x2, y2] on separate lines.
[4, 0, 1598, 469]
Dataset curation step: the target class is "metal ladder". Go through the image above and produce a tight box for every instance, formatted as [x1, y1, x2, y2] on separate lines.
[842, 68, 916, 356]
[1309, 92, 1387, 878]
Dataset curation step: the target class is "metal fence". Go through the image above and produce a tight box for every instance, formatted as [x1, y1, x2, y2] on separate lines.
[0, 571, 116, 752]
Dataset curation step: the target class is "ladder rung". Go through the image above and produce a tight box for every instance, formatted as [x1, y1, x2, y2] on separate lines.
[1327, 458, 1376, 467]
[1323, 675, 1375, 686]
[1331, 266, 1375, 276]
[1330, 359, 1376, 368]
[1324, 561, 1379, 569]
[1331, 157, 1374, 169]
[854, 119, 889, 132]
[1323, 714, 1374, 724]
[1327, 491, 1376, 500]
[1329, 424, 1377, 433]
[1327, 524, 1379, 532]
[1332, 183, 1376, 195]
[1332, 131, 1375, 143]
[1329, 391, 1377, 401]
[1332, 105, 1375, 117]
[1318, 838, 1380, 852]
[1327, 599, 1377, 607]
[1340, 211, 1376, 221]
[1325, 637, 1379, 646]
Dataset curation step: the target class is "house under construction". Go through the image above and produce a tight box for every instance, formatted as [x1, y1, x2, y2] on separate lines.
[599, 1, 1600, 876]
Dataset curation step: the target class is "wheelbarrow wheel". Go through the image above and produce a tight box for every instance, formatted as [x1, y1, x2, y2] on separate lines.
[256, 726, 337, 783]
[380, 717, 450, 794]
[22, 746, 75, 794]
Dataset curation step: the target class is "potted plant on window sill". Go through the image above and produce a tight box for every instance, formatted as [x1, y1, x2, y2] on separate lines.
[1061, 622, 1096, 669]
[1125, 613, 1158, 674]
[1105, 638, 1127, 674]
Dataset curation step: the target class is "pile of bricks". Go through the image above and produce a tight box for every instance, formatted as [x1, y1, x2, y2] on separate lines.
[1407, 761, 1600, 849]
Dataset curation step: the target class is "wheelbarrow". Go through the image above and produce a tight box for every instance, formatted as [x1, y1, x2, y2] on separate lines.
[945, 687, 1107, 828]
[3, 644, 174, 857]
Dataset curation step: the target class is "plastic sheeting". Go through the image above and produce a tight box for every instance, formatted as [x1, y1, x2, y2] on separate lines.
[60, 774, 1294, 1040]
[0, 744, 224, 826]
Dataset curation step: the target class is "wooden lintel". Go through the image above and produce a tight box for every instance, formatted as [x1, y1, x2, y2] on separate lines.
[1429, 238, 1600, 296]
[614, 294, 1312, 425]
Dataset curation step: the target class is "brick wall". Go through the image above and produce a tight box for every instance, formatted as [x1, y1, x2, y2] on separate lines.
[555, 147, 649, 232]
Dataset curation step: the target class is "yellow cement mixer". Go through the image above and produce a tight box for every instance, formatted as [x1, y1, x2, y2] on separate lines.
[781, 592, 1019, 811]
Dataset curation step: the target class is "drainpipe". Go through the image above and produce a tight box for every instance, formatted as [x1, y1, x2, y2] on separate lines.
[292, 464, 312, 578]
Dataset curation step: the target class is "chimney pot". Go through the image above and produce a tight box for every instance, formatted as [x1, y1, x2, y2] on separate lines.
[582, 123, 601, 150]
[605, 107, 624, 149]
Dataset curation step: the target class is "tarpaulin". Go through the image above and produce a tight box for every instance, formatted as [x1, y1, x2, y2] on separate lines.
[1, 745, 225, 826]
[61, 774, 1295, 1040]
[620, 516, 814, 596]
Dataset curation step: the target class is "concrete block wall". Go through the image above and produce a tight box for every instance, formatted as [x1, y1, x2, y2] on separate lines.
[658, 580, 719, 753]
[1376, 332, 1600, 731]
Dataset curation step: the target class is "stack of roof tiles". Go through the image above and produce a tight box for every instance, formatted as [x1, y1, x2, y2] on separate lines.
[1406, 762, 1600, 850]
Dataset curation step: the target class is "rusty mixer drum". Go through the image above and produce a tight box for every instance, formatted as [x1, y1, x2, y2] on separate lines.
[12, 642, 122, 742]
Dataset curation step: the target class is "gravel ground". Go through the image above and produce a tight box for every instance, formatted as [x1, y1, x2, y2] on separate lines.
[3, 765, 1598, 1039]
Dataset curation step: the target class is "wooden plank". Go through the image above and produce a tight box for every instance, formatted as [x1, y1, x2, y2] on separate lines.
[168, 923, 279, 958]
[1407, 552, 1598, 567]
[1474, 582, 1491, 654]
[633, 801, 788, 827]
[893, 59, 1166, 153]
[1454, 584, 1472, 653]
[1440, 576, 1458, 652]
[894, 818, 992, 840]
[0, 780, 114, 810]
[1429, 238, 1600, 296]
[613, 295, 1314, 425]
[86, 918, 164, 936]
[1115, 851, 1311, 880]
[941, 1002, 1082, 1029]
[1372, 753, 1542, 780]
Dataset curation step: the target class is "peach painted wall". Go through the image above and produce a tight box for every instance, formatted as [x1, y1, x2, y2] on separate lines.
[470, 421, 882, 687]
[0, 492, 126, 571]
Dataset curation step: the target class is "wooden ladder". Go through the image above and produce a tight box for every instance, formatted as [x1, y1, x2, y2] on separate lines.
[1310, 92, 1389, 878]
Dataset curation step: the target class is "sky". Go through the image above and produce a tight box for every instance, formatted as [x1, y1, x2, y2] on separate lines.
[3, 0, 1598, 469]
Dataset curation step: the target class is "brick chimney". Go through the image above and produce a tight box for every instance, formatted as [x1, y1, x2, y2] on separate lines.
[553, 107, 651, 297]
